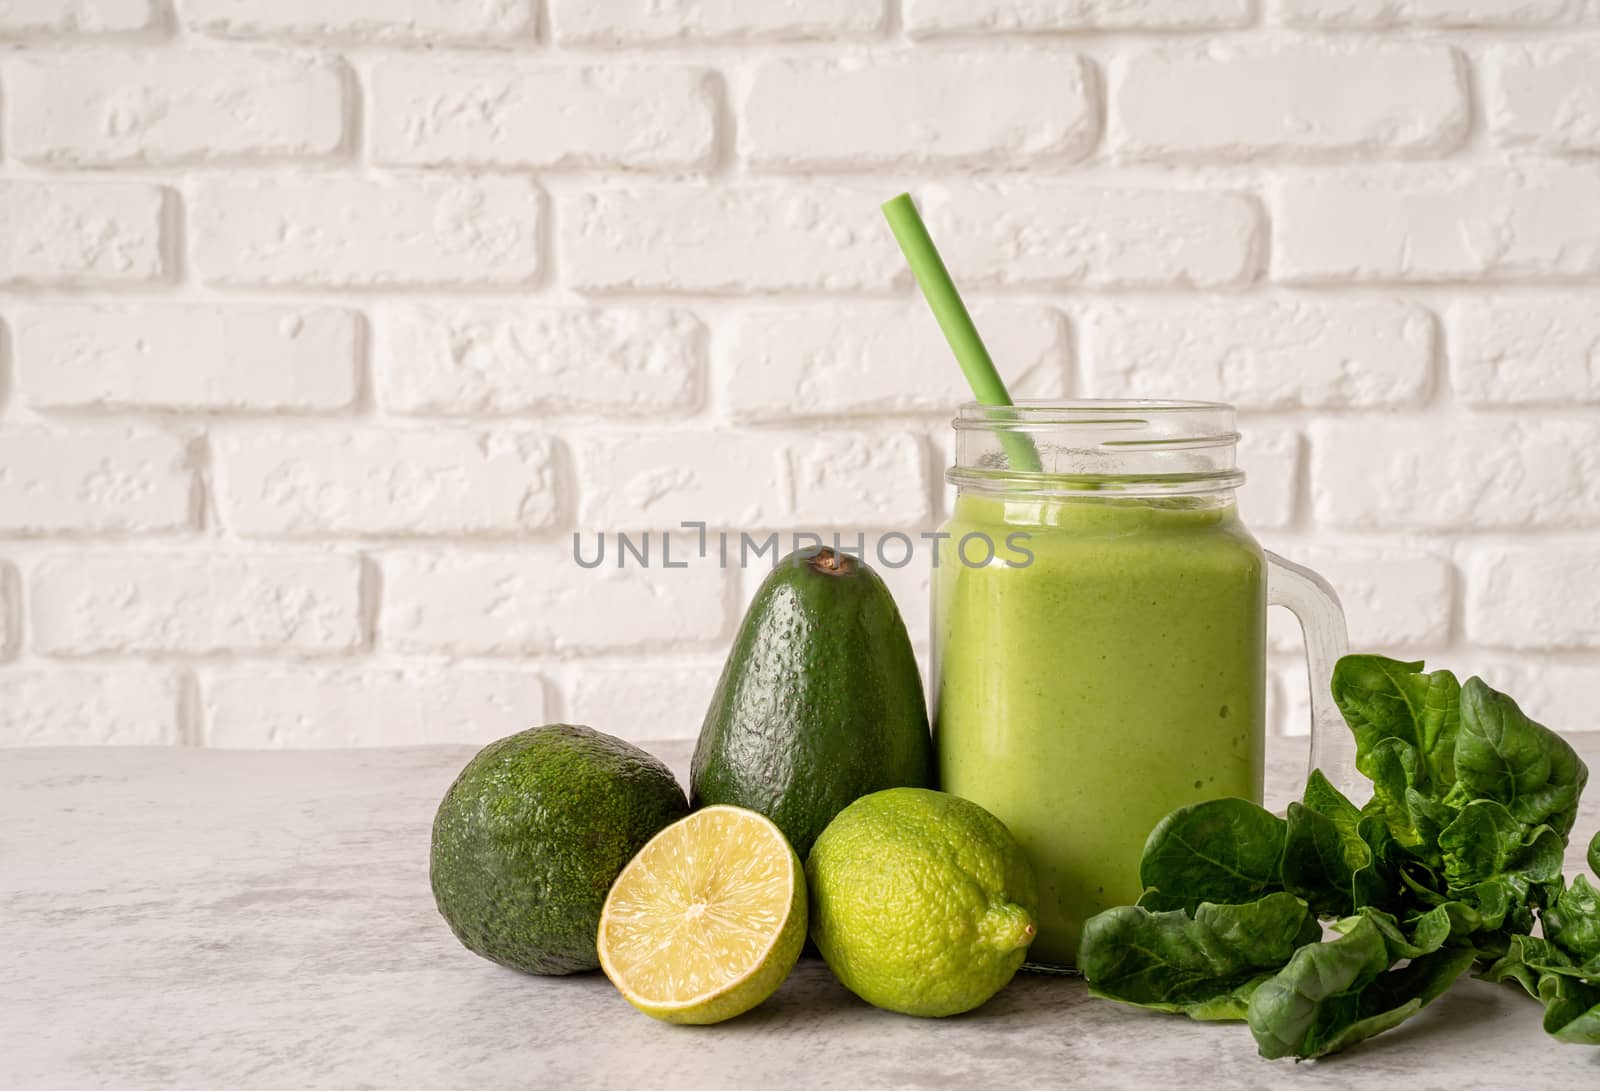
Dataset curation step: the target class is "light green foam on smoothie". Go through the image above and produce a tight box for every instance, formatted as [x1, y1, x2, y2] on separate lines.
[933, 492, 1266, 967]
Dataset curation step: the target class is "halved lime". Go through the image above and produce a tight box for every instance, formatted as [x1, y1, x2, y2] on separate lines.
[597, 804, 806, 1025]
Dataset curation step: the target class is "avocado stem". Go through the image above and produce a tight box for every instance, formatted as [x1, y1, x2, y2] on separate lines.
[807, 547, 856, 576]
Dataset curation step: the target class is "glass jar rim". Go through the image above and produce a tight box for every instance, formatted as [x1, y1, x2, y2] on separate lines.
[955, 398, 1236, 424]
[949, 399, 1246, 497]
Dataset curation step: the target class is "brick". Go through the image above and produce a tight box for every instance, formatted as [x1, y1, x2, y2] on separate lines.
[15, 305, 359, 412]
[1272, 546, 1454, 647]
[1311, 419, 1600, 529]
[1449, 297, 1600, 406]
[192, 176, 542, 289]
[0, 0, 152, 36]
[0, 181, 169, 287]
[179, 0, 535, 43]
[566, 662, 721, 745]
[0, 669, 182, 745]
[371, 59, 715, 170]
[723, 303, 1067, 421]
[550, 0, 885, 43]
[1466, 546, 1600, 649]
[202, 666, 550, 747]
[32, 554, 363, 655]
[1110, 42, 1465, 161]
[922, 183, 1262, 289]
[379, 305, 702, 417]
[1271, 165, 1600, 283]
[1273, 0, 1581, 27]
[560, 185, 901, 295]
[1487, 43, 1600, 154]
[741, 53, 1094, 170]
[0, 428, 193, 535]
[1081, 300, 1433, 409]
[214, 428, 561, 538]
[1237, 427, 1301, 531]
[578, 431, 929, 530]
[908, 0, 1251, 32]
[382, 546, 730, 655]
[10, 48, 345, 166]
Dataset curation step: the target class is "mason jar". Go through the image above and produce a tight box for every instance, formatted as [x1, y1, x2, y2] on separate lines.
[932, 401, 1349, 969]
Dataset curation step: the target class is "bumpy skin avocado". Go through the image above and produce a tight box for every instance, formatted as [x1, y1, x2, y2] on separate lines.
[430, 724, 688, 975]
[691, 548, 935, 860]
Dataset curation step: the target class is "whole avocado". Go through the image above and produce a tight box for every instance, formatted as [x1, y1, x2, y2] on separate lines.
[691, 547, 935, 860]
[430, 724, 688, 975]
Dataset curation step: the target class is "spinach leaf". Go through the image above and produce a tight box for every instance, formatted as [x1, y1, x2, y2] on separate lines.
[1304, 767, 1363, 824]
[1359, 738, 1460, 860]
[1359, 738, 1426, 847]
[1359, 904, 1476, 959]
[1283, 801, 1360, 917]
[1406, 900, 1483, 953]
[1539, 974, 1600, 1045]
[1133, 888, 1188, 913]
[1138, 798, 1286, 913]
[1438, 801, 1564, 898]
[1505, 934, 1600, 983]
[1245, 914, 1473, 1059]
[1482, 930, 1600, 1049]
[1318, 947, 1478, 1057]
[1450, 678, 1588, 838]
[1332, 655, 1461, 795]
[1283, 775, 1402, 917]
[1589, 829, 1600, 879]
[1545, 875, 1600, 964]
[1457, 876, 1537, 935]
[1080, 893, 1321, 1021]
[1405, 785, 1461, 863]
[1482, 935, 1546, 998]
[1352, 813, 1407, 912]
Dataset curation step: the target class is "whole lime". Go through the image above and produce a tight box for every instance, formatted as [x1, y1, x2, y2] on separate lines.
[806, 787, 1038, 1017]
[430, 724, 688, 975]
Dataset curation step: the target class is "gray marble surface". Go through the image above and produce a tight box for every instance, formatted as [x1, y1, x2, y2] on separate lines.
[5, 737, 1599, 1090]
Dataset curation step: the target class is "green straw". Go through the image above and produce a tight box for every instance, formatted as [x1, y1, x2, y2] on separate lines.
[880, 193, 1041, 473]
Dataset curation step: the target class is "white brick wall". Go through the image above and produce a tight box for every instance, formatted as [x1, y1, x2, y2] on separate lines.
[2, 5, 1597, 748]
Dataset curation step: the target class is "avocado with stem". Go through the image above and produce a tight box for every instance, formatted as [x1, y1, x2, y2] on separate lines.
[691, 547, 935, 860]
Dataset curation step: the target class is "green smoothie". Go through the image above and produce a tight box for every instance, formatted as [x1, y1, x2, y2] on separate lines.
[934, 492, 1266, 967]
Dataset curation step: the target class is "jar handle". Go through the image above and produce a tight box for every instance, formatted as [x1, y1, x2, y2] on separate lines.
[1265, 551, 1355, 796]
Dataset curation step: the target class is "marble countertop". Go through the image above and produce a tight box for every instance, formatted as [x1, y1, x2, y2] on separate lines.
[6, 736, 1599, 1090]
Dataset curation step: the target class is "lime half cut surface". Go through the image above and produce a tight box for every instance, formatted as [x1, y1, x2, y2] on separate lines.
[598, 804, 807, 1025]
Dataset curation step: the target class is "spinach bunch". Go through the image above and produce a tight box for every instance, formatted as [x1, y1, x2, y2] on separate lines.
[1079, 654, 1600, 1059]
